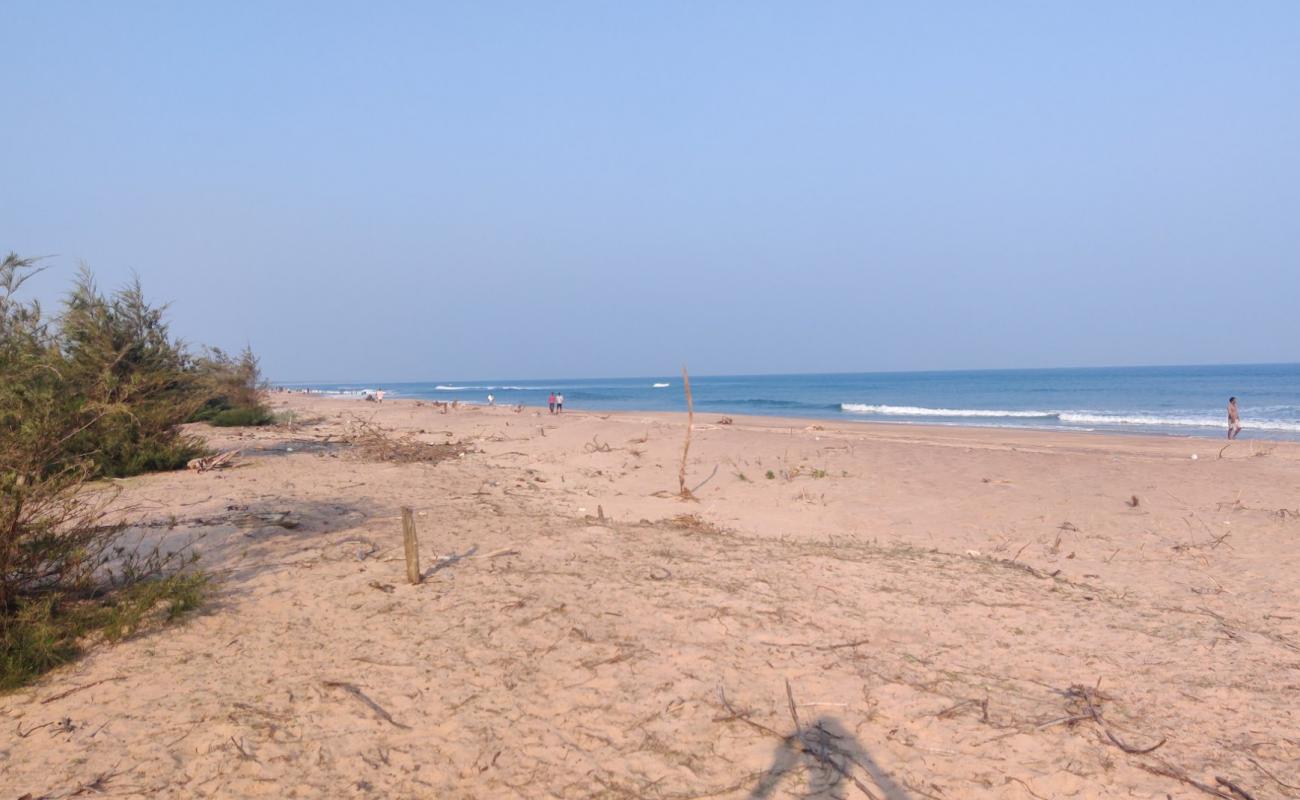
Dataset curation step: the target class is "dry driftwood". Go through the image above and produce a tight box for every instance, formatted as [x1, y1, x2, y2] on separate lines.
[343, 418, 466, 464]
[187, 450, 239, 472]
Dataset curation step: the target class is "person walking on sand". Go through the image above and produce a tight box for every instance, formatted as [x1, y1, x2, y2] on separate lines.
[548, 392, 556, 414]
[376, 388, 385, 403]
[487, 393, 495, 406]
[556, 392, 564, 413]
[1227, 396, 1242, 439]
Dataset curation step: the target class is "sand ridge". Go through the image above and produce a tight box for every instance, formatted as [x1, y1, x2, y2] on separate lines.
[3, 395, 1299, 798]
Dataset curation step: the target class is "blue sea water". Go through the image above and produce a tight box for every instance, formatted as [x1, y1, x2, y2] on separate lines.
[282, 363, 1300, 440]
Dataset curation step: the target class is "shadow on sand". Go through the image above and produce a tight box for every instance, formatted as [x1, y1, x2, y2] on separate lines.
[748, 714, 912, 799]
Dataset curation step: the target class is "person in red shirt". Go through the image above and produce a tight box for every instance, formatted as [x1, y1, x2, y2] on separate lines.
[548, 392, 556, 414]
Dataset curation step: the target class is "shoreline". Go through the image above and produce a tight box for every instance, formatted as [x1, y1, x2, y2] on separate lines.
[319, 394, 1300, 452]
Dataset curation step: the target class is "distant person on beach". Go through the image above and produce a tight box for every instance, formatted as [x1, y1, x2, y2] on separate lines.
[487, 393, 495, 406]
[549, 393, 557, 414]
[556, 392, 564, 413]
[376, 389, 385, 403]
[1227, 397, 1241, 439]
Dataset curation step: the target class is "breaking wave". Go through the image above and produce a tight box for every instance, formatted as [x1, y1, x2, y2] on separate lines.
[435, 385, 540, 391]
[840, 405, 1300, 432]
[840, 404, 1057, 419]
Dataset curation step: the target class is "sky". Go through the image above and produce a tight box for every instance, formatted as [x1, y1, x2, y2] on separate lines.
[3, 2, 1299, 382]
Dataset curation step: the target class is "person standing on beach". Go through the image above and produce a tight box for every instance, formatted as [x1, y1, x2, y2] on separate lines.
[549, 392, 556, 414]
[1227, 397, 1242, 439]
[487, 393, 495, 406]
[376, 388, 385, 403]
[556, 392, 564, 413]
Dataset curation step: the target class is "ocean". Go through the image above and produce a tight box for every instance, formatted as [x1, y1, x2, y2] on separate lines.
[282, 363, 1300, 440]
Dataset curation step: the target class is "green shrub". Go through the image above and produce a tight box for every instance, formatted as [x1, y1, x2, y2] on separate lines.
[0, 253, 209, 691]
[210, 407, 274, 427]
[191, 345, 271, 427]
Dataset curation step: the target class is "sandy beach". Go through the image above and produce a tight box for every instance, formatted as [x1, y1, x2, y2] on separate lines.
[4, 394, 1299, 799]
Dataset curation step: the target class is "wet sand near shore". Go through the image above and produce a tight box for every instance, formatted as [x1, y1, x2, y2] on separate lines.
[4, 394, 1299, 798]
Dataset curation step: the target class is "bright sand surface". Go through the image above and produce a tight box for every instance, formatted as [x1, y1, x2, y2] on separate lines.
[4, 394, 1300, 798]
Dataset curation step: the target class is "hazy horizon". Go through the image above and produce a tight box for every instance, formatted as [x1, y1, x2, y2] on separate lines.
[5, 3, 1298, 381]
[277, 360, 1300, 387]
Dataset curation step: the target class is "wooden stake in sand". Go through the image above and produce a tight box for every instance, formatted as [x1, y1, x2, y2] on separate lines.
[679, 364, 695, 499]
[401, 507, 421, 585]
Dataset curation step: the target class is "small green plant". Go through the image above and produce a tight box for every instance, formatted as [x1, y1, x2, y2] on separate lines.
[811, 468, 828, 479]
[736, 472, 749, 482]
[1, 573, 206, 691]
[765, 470, 776, 480]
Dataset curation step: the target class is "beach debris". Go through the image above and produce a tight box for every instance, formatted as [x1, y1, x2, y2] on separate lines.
[583, 436, 613, 453]
[691, 464, 721, 494]
[1062, 683, 1166, 755]
[40, 676, 126, 705]
[717, 416, 733, 425]
[1127, 494, 1141, 508]
[186, 449, 240, 472]
[342, 418, 467, 464]
[234, 510, 297, 530]
[322, 681, 410, 729]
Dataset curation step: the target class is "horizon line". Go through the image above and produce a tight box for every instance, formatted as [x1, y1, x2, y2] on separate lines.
[271, 359, 1300, 386]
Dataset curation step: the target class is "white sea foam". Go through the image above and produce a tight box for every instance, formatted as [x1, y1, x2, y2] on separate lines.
[839, 404, 1300, 432]
[840, 404, 1057, 419]
[653, 382, 670, 388]
[435, 385, 538, 391]
[1059, 412, 1300, 432]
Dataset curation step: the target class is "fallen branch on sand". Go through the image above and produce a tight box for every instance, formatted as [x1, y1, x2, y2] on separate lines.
[583, 436, 613, 453]
[322, 681, 410, 729]
[1137, 761, 1240, 799]
[1067, 683, 1165, 755]
[187, 450, 239, 472]
[40, 676, 126, 705]
[690, 464, 720, 495]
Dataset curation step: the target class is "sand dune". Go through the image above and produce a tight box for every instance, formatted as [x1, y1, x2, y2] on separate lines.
[4, 395, 1299, 798]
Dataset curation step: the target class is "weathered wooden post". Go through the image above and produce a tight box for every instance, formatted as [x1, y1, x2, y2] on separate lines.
[401, 507, 421, 585]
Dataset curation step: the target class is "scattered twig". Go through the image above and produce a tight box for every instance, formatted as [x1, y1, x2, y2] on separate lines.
[322, 681, 410, 729]
[230, 735, 257, 761]
[1072, 683, 1166, 755]
[1215, 776, 1257, 800]
[16, 720, 54, 737]
[690, 464, 720, 495]
[583, 436, 613, 453]
[1138, 761, 1236, 799]
[41, 676, 126, 704]
[1247, 757, 1300, 792]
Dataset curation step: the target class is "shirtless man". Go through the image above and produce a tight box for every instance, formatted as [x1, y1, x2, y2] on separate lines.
[1227, 397, 1241, 439]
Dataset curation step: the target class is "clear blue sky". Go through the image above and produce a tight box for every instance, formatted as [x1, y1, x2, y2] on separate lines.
[3, 2, 1298, 381]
